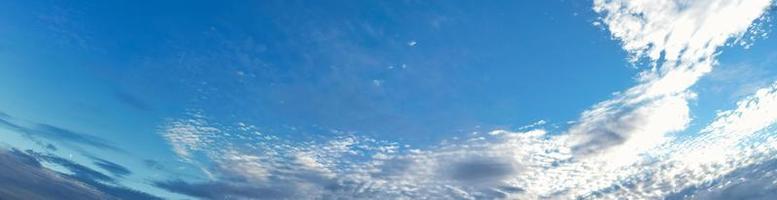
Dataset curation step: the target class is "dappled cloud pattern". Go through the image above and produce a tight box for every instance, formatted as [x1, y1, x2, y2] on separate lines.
[155, 0, 777, 199]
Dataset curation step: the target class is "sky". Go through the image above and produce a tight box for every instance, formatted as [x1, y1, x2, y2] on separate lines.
[0, 0, 777, 199]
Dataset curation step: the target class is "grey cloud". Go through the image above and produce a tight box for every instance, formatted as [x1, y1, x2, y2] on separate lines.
[447, 157, 516, 184]
[667, 159, 777, 200]
[497, 185, 525, 193]
[92, 157, 132, 178]
[33, 123, 121, 152]
[0, 111, 122, 152]
[154, 159, 338, 200]
[568, 103, 647, 156]
[0, 149, 161, 200]
[154, 180, 290, 200]
[369, 157, 415, 178]
[28, 151, 114, 183]
[441, 157, 523, 199]
[157, 155, 522, 199]
[143, 159, 165, 170]
[0, 112, 26, 131]
[0, 149, 108, 200]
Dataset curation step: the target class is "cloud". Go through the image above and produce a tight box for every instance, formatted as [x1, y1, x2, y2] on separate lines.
[154, 1, 777, 199]
[0, 149, 108, 200]
[574, 80, 777, 199]
[0, 112, 29, 132]
[567, 0, 773, 156]
[0, 148, 161, 200]
[92, 157, 132, 178]
[160, 111, 220, 159]
[156, 82, 777, 199]
[156, 81, 777, 199]
[157, 117, 549, 199]
[29, 151, 115, 183]
[0, 111, 122, 152]
[32, 123, 122, 152]
[666, 159, 777, 200]
[154, 180, 291, 199]
[698, 81, 777, 143]
[446, 157, 516, 184]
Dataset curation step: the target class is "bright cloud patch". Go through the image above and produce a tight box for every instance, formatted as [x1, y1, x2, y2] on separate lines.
[569, 0, 773, 156]
[157, 0, 777, 199]
[158, 83, 777, 198]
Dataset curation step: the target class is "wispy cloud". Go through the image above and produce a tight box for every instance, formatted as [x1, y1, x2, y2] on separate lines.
[0, 111, 122, 152]
[92, 157, 132, 178]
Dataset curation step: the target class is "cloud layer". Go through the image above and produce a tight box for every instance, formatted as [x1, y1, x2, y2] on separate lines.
[148, 0, 777, 199]
[156, 82, 777, 198]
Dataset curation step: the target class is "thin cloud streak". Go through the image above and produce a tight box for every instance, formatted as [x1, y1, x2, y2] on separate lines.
[0, 111, 123, 152]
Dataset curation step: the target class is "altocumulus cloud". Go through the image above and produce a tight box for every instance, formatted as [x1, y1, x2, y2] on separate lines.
[155, 0, 777, 199]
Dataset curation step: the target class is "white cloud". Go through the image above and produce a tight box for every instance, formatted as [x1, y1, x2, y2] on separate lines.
[161, 112, 220, 159]
[567, 0, 772, 156]
[157, 87, 777, 199]
[594, 81, 777, 199]
[156, 1, 777, 199]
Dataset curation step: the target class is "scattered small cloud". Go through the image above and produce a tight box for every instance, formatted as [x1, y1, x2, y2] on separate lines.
[407, 40, 417, 47]
[372, 79, 384, 87]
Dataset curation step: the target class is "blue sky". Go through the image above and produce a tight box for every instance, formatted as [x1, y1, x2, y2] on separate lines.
[1, 0, 777, 199]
